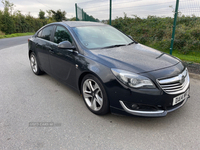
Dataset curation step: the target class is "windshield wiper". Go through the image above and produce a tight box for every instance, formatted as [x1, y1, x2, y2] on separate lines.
[101, 44, 127, 49]
[128, 41, 136, 45]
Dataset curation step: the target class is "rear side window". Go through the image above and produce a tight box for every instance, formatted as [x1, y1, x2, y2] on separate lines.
[37, 30, 42, 38]
[54, 26, 72, 44]
[39, 26, 54, 41]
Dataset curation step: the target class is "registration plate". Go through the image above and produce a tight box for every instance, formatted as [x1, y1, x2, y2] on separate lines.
[172, 89, 189, 106]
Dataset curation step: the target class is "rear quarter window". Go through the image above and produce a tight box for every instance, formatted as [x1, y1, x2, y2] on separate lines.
[38, 26, 54, 41]
[37, 30, 42, 38]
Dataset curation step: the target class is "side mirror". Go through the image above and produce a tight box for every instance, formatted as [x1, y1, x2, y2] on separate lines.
[128, 35, 133, 39]
[58, 41, 75, 49]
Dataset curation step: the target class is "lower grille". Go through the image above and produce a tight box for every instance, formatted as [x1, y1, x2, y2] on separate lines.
[157, 68, 190, 95]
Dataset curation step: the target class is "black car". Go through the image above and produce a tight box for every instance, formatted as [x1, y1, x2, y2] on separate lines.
[28, 21, 190, 117]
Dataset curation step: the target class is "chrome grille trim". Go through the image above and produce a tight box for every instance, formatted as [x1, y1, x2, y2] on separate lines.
[161, 83, 181, 87]
[163, 85, 183, 90]
[157, 68, 190, 95]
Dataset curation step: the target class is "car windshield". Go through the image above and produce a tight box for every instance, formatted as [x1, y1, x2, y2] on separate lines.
[72, 25, 133, 49]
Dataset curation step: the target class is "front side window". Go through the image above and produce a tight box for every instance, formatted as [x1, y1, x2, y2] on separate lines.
[54, 26, 72, 44]
[40, 26, 53, 41]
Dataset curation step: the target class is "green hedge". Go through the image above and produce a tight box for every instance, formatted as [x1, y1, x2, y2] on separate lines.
[112, 14, 200, 55]
[0, 10, 51, 35]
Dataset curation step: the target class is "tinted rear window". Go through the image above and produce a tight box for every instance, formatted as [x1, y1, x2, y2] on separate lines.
[40, 26, 54, 41]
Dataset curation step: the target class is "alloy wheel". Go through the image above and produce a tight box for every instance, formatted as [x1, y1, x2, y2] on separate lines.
[82, 79, 103, 111]
[30, 54, 38, 73]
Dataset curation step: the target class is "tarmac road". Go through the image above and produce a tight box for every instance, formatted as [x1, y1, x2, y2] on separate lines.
[0, 42, 200, 150]
[0, 35, 32, 50]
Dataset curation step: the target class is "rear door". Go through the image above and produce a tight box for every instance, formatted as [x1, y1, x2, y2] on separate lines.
[35, 25, 54, 74]
[49, 25, 77, 86]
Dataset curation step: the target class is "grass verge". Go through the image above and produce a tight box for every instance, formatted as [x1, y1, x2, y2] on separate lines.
[149, 43, 200, 63]
[0, 32, 34, 39]
[172, 52, 200, 64]
[159, 50, 200, 64]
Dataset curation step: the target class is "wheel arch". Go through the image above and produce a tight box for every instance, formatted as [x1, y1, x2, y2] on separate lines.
[28, 50, 33, 59]
[78, 71, 107, 94]
[29, 50, 44, 74]
[78, 71, 110, 114]
[78, 71, 98, 93]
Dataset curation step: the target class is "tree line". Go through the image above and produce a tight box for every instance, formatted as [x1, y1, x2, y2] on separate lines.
[0, 0, 69, 35]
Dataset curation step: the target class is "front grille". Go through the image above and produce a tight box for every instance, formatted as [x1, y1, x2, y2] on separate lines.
[157, 68, 190, 95]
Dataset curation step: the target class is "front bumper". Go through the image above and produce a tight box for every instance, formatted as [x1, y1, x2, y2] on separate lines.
[108, 68, 190, 117]
[119, 94, 190, 117]
[106, 65, 190, 117]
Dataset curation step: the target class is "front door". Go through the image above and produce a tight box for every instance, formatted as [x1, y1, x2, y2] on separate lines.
[49, 25, 77, 86]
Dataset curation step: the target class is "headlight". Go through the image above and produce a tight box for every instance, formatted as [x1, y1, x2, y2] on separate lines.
[111, 68, 156, 88]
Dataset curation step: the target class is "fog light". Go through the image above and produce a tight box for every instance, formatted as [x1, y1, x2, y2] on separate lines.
[131, 104, 138, 109]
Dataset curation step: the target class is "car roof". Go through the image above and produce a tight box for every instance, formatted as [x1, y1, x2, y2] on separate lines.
[62, 21, 106, 27]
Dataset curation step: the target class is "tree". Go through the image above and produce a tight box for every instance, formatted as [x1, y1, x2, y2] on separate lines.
[0, 0, 55, 34]
[1, 0, 15, 14]
[50, 9, 66, 22]
[0, 10, 2, 31]
[1, 0, 15, 34]
[46, 10, 52, 19]
[70, 17, 76, 21]
[39, 9, 45, 19]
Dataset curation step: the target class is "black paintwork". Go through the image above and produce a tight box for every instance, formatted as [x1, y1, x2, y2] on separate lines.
[28, 21, 188, 117]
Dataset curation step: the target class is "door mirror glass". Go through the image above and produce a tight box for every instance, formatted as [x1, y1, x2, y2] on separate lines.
[58, 41, 75, 49]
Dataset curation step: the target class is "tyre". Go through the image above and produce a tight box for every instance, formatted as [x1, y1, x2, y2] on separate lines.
[81, 74, 109, 115]
[30, 52, 43, 75]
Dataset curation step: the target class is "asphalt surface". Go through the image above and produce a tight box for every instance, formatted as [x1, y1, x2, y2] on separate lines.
[0, 43, 200, 150]
[0, 35, 32, 50]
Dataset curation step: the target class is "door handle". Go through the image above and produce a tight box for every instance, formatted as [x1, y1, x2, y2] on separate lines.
[49, 49, 54, 54]
[67, 49, 73, 52]
[45, 46, 52, 50]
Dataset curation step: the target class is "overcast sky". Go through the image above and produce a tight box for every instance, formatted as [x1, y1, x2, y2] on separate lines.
[0, 0, 199, 20]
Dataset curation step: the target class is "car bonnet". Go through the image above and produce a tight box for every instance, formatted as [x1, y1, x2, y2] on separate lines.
[91, 43, 180, 74]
